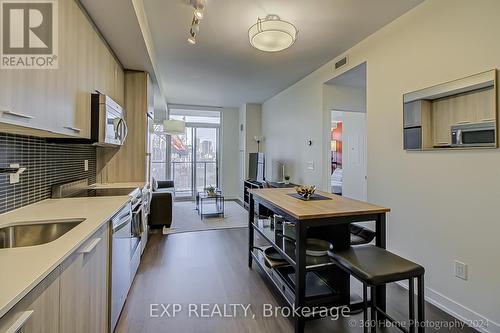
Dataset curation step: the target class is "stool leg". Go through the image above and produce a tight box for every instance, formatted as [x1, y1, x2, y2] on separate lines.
[409, 278, 415, 333]
[370, 286, 377, 333]
[417, 275, 425, 333]
[363, 284, 368, 333]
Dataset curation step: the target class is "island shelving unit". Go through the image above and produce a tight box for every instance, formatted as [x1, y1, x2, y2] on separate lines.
[247, 188, 390, 333]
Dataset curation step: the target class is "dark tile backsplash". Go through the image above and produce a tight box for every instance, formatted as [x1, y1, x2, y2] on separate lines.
[0, 133, 96, 214]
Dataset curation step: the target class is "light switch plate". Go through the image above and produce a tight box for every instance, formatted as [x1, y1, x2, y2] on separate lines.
[454, 260, 468, 280]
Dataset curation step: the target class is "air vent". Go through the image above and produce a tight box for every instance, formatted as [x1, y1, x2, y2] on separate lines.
[335, 57, 348, 70]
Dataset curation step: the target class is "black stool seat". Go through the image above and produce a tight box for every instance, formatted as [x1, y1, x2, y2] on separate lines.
[331, 245, 424, 285]
[350, 224, 376, 245]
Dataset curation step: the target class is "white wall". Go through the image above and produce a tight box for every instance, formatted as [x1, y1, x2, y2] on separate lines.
[262, 0, 500, 329]
[220, 107, 240, 199]
[324, 84, 366, 113]
[238, 103, 262, 199]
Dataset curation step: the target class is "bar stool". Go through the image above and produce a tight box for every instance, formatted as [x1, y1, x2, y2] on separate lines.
[350, 224, 376, 245]
[330, 245, 425, 333]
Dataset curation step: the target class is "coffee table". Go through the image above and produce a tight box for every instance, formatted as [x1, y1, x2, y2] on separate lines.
[195, 191, 225, 219]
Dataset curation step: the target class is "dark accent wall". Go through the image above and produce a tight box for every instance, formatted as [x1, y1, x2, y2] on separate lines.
[0, 133, 96, 214]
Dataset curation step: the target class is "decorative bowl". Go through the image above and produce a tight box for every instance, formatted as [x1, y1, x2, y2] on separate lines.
[294, 185, 316, 200]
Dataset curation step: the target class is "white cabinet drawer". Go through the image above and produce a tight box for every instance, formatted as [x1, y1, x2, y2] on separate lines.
[0, 268, 60, 333]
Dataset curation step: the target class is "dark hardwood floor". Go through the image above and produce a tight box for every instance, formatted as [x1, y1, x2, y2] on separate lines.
[115, 228, 477, 333]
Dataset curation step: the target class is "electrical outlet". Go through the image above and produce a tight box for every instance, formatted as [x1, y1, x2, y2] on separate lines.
[454, 260, 468, 280]
[84, 160, 89, 172]
[307, 161, 314, 170]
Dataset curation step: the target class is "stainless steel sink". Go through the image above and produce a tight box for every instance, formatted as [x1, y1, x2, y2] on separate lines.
[0, 219, 85, 249]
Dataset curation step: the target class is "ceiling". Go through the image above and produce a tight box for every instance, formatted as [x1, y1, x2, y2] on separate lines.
[80, 0, 424, 108]
[144, 0, 423, 107]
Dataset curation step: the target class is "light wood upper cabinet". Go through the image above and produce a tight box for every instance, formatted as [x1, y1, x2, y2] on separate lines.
[471, 88, 495, 123]
[59, 222, 109, 333]
[97, 71, 153, 183]
[0, 0, 124, 138]
[0, 268, 60, 333]
[432, 98, 453, 146]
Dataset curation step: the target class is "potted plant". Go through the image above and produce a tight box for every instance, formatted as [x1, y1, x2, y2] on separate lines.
[205, 185, 216, 197]
[284, 176, 290, 185]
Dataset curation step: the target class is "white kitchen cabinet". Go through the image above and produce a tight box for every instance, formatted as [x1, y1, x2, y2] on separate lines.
[0, 268, 60, 333]
[59, 222, 110, 333]
[0, 0, 124, 138]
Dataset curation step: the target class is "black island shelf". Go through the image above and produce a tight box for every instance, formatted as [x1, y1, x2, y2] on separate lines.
[247, 188, 390, 333]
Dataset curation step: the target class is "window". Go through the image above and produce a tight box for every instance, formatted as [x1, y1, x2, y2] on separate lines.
[151, 109, 221, 198]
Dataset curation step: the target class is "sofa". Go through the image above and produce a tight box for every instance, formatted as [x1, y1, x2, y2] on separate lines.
[148, 180, 175, 229]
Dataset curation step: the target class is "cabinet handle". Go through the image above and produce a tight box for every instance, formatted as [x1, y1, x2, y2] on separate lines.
[1, 110, 34, 119]
[436, 142, 449, 145]
[78, 238, 101, 254]
[481, 118, 495, 122]
[5, 310, 34, 333]
[63, 126, 82, 133]
[456, 121, 471, 124]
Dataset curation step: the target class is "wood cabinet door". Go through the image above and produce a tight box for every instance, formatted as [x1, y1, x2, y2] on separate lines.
[0, 268, 60, 333]
[473, 88, 496, 123]
[0, 0, 123, 137]
[432, 98, 453, 146]
[59, 223, 109, 333]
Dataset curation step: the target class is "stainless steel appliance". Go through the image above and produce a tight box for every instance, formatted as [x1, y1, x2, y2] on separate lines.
[91, 93, 128, 147]
[110, 203, 133, 332]
[130, 194, 143, 281]
[140, 184, 152, 253]
[451, 121, 496, 147]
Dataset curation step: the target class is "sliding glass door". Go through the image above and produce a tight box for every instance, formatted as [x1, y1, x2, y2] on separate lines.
[170, 126, 219, 198]
[194, 127, 218, 194]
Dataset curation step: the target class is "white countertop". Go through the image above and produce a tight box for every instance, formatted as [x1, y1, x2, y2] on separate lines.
[90, 182, 147, 190]
[0, 196, 130, 318]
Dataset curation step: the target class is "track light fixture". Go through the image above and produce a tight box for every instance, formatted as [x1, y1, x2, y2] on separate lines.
[187, 16, 200, 45]
[187, 0, 206, 45]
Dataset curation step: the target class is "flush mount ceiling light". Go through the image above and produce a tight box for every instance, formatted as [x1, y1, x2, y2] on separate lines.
[248, 15, 298, 52]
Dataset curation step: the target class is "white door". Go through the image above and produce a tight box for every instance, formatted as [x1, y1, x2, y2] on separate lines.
[342, 112, 367, 201]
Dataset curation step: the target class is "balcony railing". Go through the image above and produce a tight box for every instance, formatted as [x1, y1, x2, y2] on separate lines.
[151, 161, 217, 197]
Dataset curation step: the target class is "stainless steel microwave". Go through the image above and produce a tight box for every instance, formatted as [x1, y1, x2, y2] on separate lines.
[451, 121, 496, 147]
[91, 93, 127, 147]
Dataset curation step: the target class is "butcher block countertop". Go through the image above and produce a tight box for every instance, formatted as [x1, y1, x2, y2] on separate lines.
[248, 188, 390, 220]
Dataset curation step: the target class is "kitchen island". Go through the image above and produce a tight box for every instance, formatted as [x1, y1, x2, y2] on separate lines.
[248, 188, 390, 333]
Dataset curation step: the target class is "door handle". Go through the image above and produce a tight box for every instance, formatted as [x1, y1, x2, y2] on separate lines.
[1, 110, 34, 119]
[5, 310, 34, 333]
[78, 238, 101, 254]
[121, 119, 128, 142]
[64, 126, 82, 133]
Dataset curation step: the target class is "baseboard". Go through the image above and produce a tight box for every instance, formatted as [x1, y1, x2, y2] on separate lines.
[396, 281, 500, 333]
